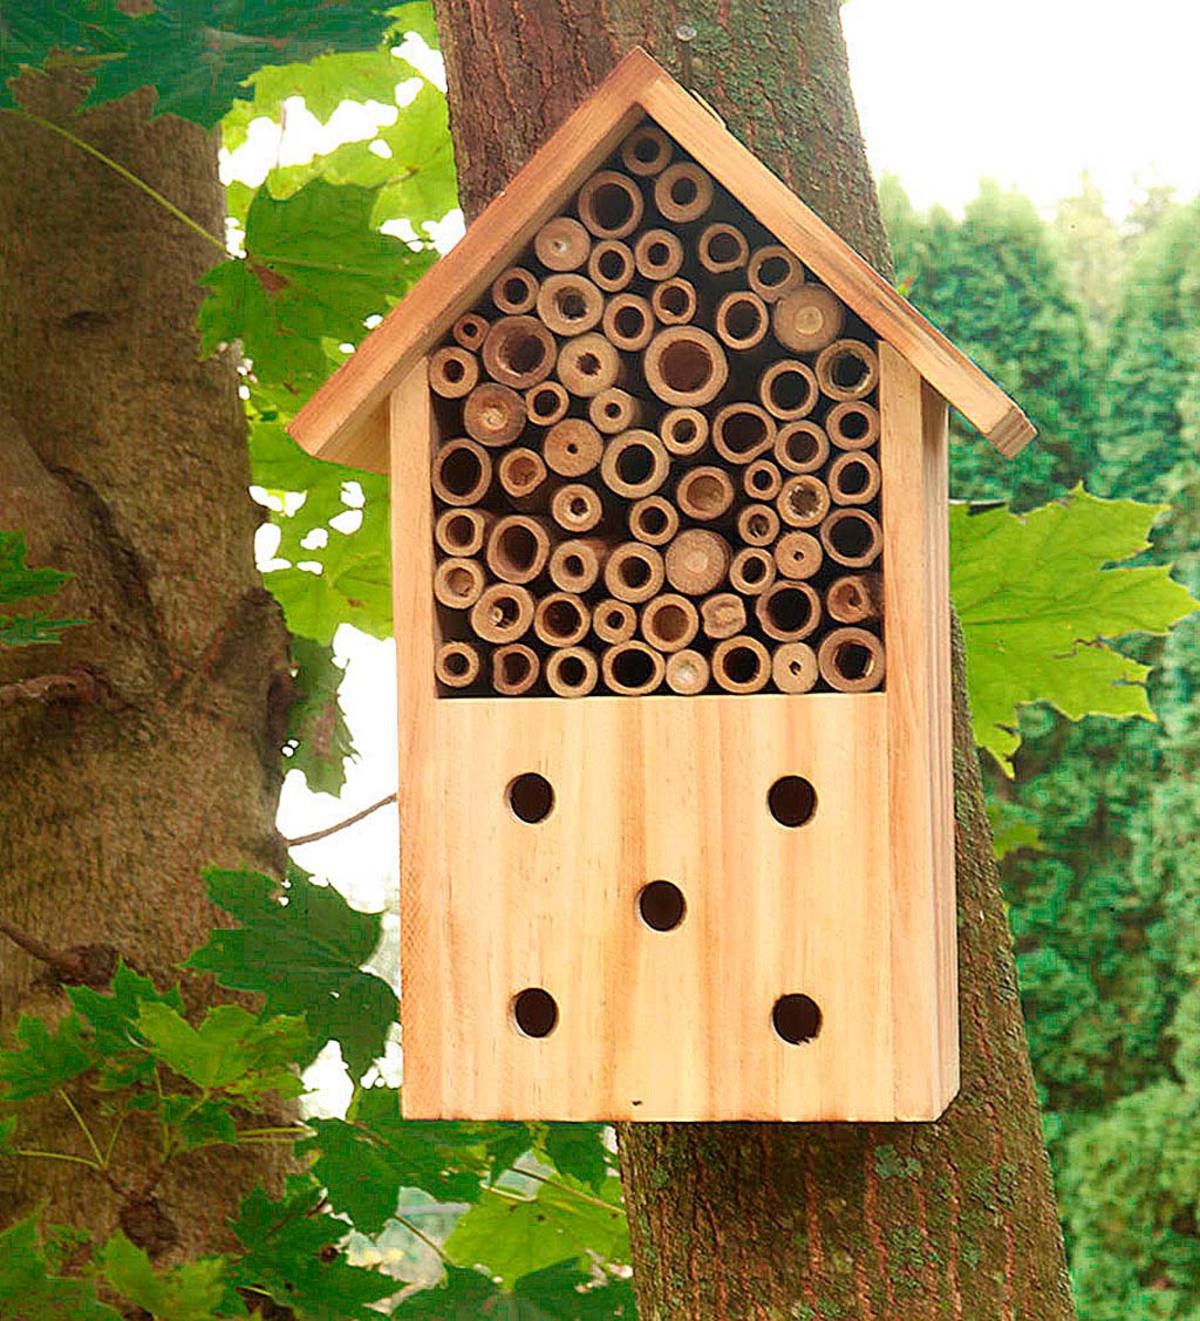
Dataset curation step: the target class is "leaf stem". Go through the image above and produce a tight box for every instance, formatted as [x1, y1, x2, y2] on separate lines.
[395, 1215, 448, 1261]
[512, 1163, 616, 1211]
[14, 1147, 102, 1170]
[284, 791, 397, 849]
[59, 1089, 105, 1168]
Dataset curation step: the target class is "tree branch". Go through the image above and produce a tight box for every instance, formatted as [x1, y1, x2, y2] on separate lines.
[284, 792, 397, 849]
[0, 918, 118, 987]
[0, 668, 103, 709]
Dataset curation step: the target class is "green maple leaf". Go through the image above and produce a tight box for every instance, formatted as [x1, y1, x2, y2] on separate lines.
[540, 1126, 610, 1193]
[284, 637, 355, 795]
[0, 1014, 93, 1101]
[0, 1217, 121, 1320]
[0, 2, 124, 109]
[510, 1261, 637, 1319]
[0, 531, 85, 646]
[67, 959, 184, 1089]
[100, 1234, 235, 1321]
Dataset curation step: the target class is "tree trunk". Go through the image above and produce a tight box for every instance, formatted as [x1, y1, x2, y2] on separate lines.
[431, 2, 1074, 1315]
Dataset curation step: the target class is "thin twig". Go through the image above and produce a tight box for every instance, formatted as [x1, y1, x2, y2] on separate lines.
[284, 792, 397, 849]
[0, 919, 63, 967]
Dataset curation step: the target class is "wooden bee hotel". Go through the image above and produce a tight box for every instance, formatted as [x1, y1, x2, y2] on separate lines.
[289, 49, 1034, 1123]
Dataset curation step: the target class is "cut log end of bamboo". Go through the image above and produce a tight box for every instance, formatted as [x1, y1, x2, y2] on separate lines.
[666, 648, 710, 695]
[525, 380, 570, 427]
[712, 635, 771, 694]
[435, 507, 491, 558]
[620, 122, 672, 176]
[715, 290, 769, 351]
[433, 438, 492, 507]
[545, 646, 599, 698]
[602, 640, 666, 696]
[492, 266, 539, 316]
[641, 593, 700, 653]
[497, 447, 549, 507]
[644, 326, 729, 407]
[747, 245, 805, 302]
[628, 495, 679, 547]
[759, 359, 818, 421]
[700, 592, 747, 641]
[485, 514, 551, 585]
[821, 508, 883, 568]
[593, 598, 636, 644]
[773, 284, 846, 353]
[436, 640, 482, 689]
[775, 421, 829, 474]
[676, 465, 734, 522]
[600, 429, 670, 499]
[544, 417, 603, 478]
[534, 591, 591, 648]
[464, 382, 526, 446]
[712, 402, 775, 465]
[818, 627, 886, 693]
[533, 216, 592, 273]
[826, 401, 880, 450]
[452, 313, 489, 351]
[654, 161, 714, 224]
[549, 537, 609, 593]
[651, 277, 697, 326]
[482, 316, 556, 390]
[590, 386, 643, 434]
[471, 584, 535, 644]
[604, 541, 666, 604]
[634, 228, 685, 281]
[665, 529, 731, 596]
[743, 459, 783, 501]
[777, 475, 831, 529]
[550, 484, 603, 534]
[698, 222, 749, 275]
[729, 548, 776, 596]
[588, 239, 635, 292]
[815, 338, 880, 402]
[755, 580, 822, 642]
[557, 332, 622, 397]
[492, 643, 540, 695]
[828, 451, 881, 505]
[659, 406, 708, 457]
[773, 531, 823, 581]
[601, 294, 655, 353]
[536, 272, 605, 336]
[428, 346, 479, 399]
[577, 169, 644, 239]
[772, 642, 818, 694]
[433, 556, 486, 610]
[736, 503, 780, 547]
[827, 573, 883, 624]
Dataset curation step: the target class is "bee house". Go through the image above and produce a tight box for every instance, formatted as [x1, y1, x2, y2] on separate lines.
[289, 49, 1034, 1122]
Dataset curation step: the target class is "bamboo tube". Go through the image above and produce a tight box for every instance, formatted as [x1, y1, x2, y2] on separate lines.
[452, 313, 489, 351]
[433, 556, 486, 610]
[497, 447, 551, 509]
[818, 626, 886, 693]
[698, 222, 749, 275]
[545, 646, 599, 698]
[536, 272, 604, 336]
[588, 239, 635, 292]
[524, 379, 570, 427]
[534, 216, 592, 272]
[641, 593, 700, 653]
[758, 359, 819, 420]
[821, 508, 883, 568]
[712, 635, 771, 694]
[604, 541, 666, 604]
[471, 583, 535, 643]
[755, 580, 821, 642]
[654, 161, 714, 224]
[827, 573, 883, 624]
[550, 484, 604, 535]
[712, 403, 776, 466]
[602, 640, 665, 696]
[485, 514, 552, 585]
[634, 228, 685, 281]
[644, 326, 728, 406]
[621, 122, 672, 176]
[628, 495, 679, 547]
[435, 507, 492, 557]
[777, 474, 831, 528]
[747, 245, 805, 302]
[436, 640, 482, 689]
[492, 642, 540, 695]
[729, 547, 776, 596]
[736, 503, 780, 547]
[533, 591, 591, 648]
[665, 529, 731, 596]
[432, 438, 492, 506]
[593, 598, 636, 644]
[428, 346, 479, 399]
[556, 332, 622, 397]
[773, 284, 845, 353]
[826, 400, 880, 450]
[828, 451, 881, 505]
[815, 338, 880, 401]
[549, 537, 610, 593]
[464, 382, 526, 446]
[590, 386, 643, 434]
[666, 648, 709, 695]
[701, 592, 747, 640]
[600, 429, 670, 499]
[774, 420, 829, 474]
[544, 417, 603, 477]
[714, 290, 769, 351]
[482, 316, 556, 389]
[651, 277, 697, 326]
[773, 531, 823, 580]
[601, 294, 655, 352]
[676, 465, 734, 522]
[577, 169, 644, 238]
[772, 642, 818, 693]
[743, 459, 782, 501]
[492, 266, 539, 315]
[659, 407, 708, 457]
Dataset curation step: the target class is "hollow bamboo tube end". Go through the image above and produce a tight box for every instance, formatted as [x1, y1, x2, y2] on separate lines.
[774, 421, 829, 474]
[759, 359, 819, 421]
[651, 277, 698, 326]
[556, 332, 622, 397]
[747, 245, 805, 303]
[772, 642, 818, 693]
[544, 418, 603, 477]
[545, 646, 599, 698]
[435, 507, 492, 558]
[698, 222, 749, 275]
[634, 228, 685, 281]
[593, 598, 636, 644]
[712, 635, 771, 694]
[549, 537, 609, 593]
[492, 643, 540, 695]
[666, 648, 710, 695]
[643, 326, 728, 407]
[773, 284, 845, 353]
[676, 465, 734, 522]
[550, 484, 604, 535]
[464, 382, 526, 446]
[534, 216, 592, 272]
[601, 294, 655, 353]
[621, 122, 672, 176]
[577, 169, 644, 238]
[525, 379, 570, 427]
[659, 407, 708, 457]
[820, 508, 883, 568]
[743, 459, 783, 501]
[829, 451, 881, 505]
[428, 346, 479, 399]
[604, 541, 666, 604]
[818, 627, 886, 693]
[815, 339, 880, 401]
[654, 161, 714, 224]
[588, 239, 635, 292]
[471, 583, 534, 643]
[755, 580, 822, 642]
[665, 529, 731, 597]
[602, 640, 666, 696]
[777, 474, 831, 528]
[433, 556, 486, 610]
[497, 447, 549, 508]
[436, 640, 482, 689]
[482, 316, 556, 390]
[492, 266, 539, 315]
[711, 402, 775, 465]
[715, 290, 769, 351]
[536, 273, 605, 336]
[736, 503, 781, 547]
[700, 592, 747, 640]
[590, 386, 643, 434]
[452, 313, 489, 351]
[628, 495, 679, 547]
[534, 591, 591, 648]
[826, 400, 880, 450]
[773, 531, 823, 581]
[729, 547, 777, 596]
[827, 573, 883, 624]
[640, 593, 699, 653]
[600, 430, 670, 499]
[485, 514, 551, 585]
[432, 438, 492, 507]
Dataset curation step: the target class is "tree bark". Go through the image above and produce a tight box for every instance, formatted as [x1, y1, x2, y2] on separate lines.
[431, 2, 1074, 1315]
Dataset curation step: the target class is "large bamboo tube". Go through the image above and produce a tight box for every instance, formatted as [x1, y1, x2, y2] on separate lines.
[644, 326, 728, 407]
[774, 420, 829, 474]
[600, 430, 670, 499]
[482, 316, 556, 389]
[428, 345, 479, 399]
[676, 466, 734, 522]
[492, 266, 539, 315]
[821, 508, 883, 568]
[714, 290, 769, 351]
[640, 593, 700, 653]
[544, 417, 603, 477]
[651, 277, 697, 326]
[701, 591, 747, 640]
[665, 648, 709, 695]
[536, 272, 604, 336]
[593, 598, 636, 644]
[556, 332, 622, 396]
[533, 591, 591, 647]
[736, 503, 780, 547]
[497, 447, 551, 509]
[549, 536, 609, 593]
[432, 438, 492, 506]
[659, 406, 708, 457]
[534, 215, 591, 272]
[545, 646, 599, 698]
[590, 386, 643, 434]
[772, 642, 818, 693]
[628, 495, 679, 547]
[777, 474, 831, 528]
[452, 312, 489, 351]
[747, 245, 805, 302]
[435, 640, 482, 689]
[433, 556, 486, 610]
[634, 228, 684, 281]
[755, 580, 822, 642]
[601, 294, 655, 352]
[550, 483, 604, 535]
[818, 626, 886, 692]
[712, 635, 771, 694]
[828, 451, 881, 505]
[464, 381, 526, 446]
[654, 161, 713, 223]
[826, 400, 880, 450]
[665, 529, 731, 596]
[577, 169, 644, 238]
[815, 338, 880, 401]
[773, 531, 823, 580]
[601, 641, 665, 696]
[758, 359, 818, 420]
[524, 379, 570, 427]
[435, 507, 492, 557]
[773, 284, 845, 353]
[588, 239, 635, 292]
[743, 458, 782, 501]
[485, 514, 552, 584]
[492, 642, 540, 695]
[827, 572, 883, 624]
[729, 547, 776, 595]
[470, 583, 534, 643]
[621, 122, 672, 176]
[698, 222, 749, 275]
[712, 403, 775, 465]
[604, 541, 666, 604]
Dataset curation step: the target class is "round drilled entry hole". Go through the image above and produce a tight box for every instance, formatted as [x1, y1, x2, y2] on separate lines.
[772, 993, 822, 1045]
[512, 987, 559, 1038]
[507, 772, 554, 823]
[637, 880, 687, 932]
[767, 775, 817, 827]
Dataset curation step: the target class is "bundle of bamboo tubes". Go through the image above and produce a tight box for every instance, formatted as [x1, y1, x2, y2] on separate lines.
[428, 119, 885, 698]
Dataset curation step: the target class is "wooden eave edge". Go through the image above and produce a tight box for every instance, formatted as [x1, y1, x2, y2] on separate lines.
[288, 46, 1035, 473]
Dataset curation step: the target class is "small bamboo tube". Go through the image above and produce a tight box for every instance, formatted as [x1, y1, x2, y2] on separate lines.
[815, 339, 880, 401]
[594, 598, 636, 644]
[492, 643, 540, 695]
[550, 484, 604, 535]
[602, 640, 666, 696]
[755, 580, 821, 642]
[577, 169, 644, 238]
[428, 346, 479, 399]
[821, 508, 883, 568]
[827, 573, 883, 624]
[621, 122, 672, 176]
[545, 646, 599, 698]
[544, 417, 603, 477]
[712, 635, 771, 694]
[601, 294, 655, 352]
[433, 438, 492, 506]
[556, 332, 622, 397]
[600, 429, 670, 499]
[482, 316, 556, 389]
[628, 495, 679, 547]
[774, 421, 829, 474]
[773, 285, 845, 353]
[433, 556, 486, 610]
[436, 640, 482, 689]
[747, 245, 805, 302]
[536, 272, 604, 336]
[534, 216, 591, 272]
[492, 266, 539, 315]
[666, 648, 709, 695]
[736, 503, 780, 547]
[654, 161, 714, 224]
[644, 326, 728, 407]
[743, 459, 782, 501]
[772, 642, 818, 693]
[759, 359, 819, 420]
[701, 592, 747, 640]
[676, 465, 734, 522]
[818, 626, 886, 693]
[634, 228, 685, 281]
[712, 402, 776, 466]
[826, 400, 881, 450]
[729, 547, 776, 596]
[604, 541, 666, 604]
[549, 537, 610, 593]
[524, 380, 570, 427]
[651, 277, 697, 326]
[464, 382, 526, 446]
[777, 474, 831, 528]
[588, 239, 635, 292]
[659, 407, 708, 457]
[641, 593, 700, 653]
[590, 386, 643, 434]
[698, 222, 749, 275]
[435, 507, 492, 557]
[452, 313, 489, 351]
[665, 529, 731, 596]
[497, 447, 551, 509]
[471, 583, 534, 643]
[828, 451, 881, 505]
[485, 514, 552, 585]
[534, 591, 591, 648]
[774, 531, 823, 580]
[714, 290, 769, 351]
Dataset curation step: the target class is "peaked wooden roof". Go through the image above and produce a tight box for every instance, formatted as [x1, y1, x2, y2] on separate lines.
[289, 47, 1034, 474]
